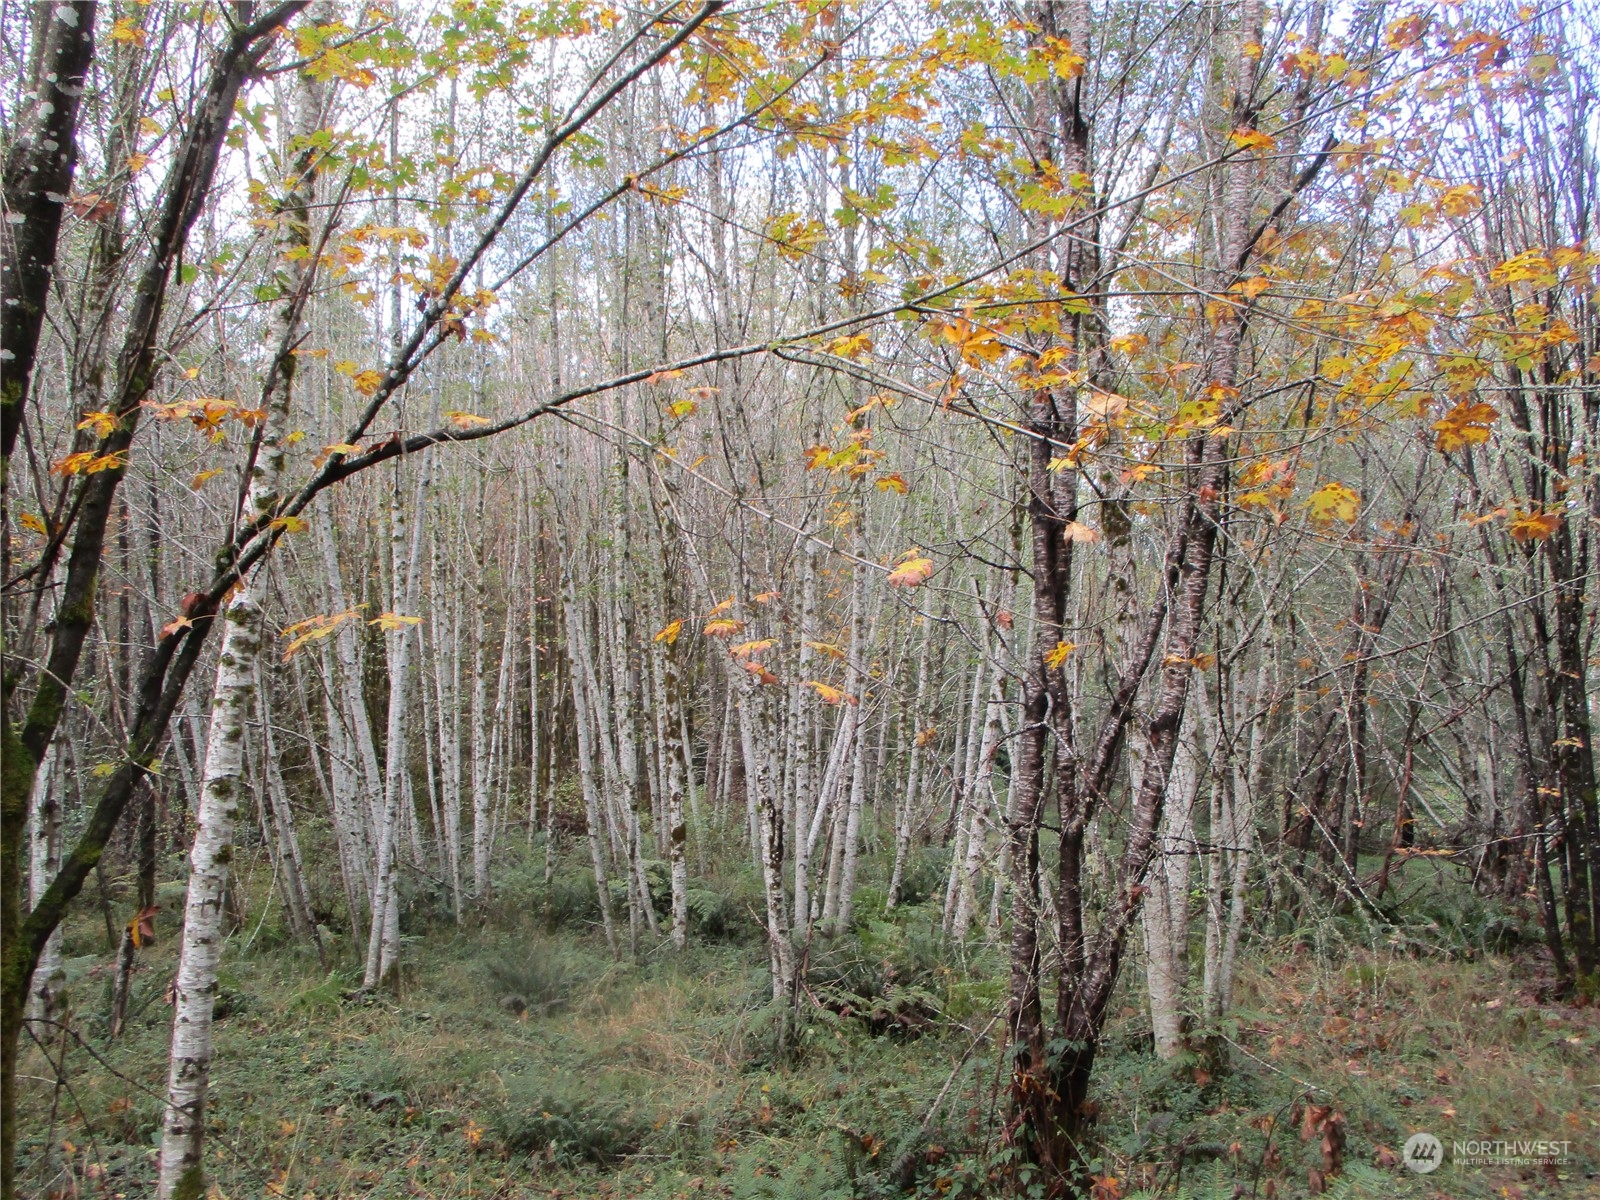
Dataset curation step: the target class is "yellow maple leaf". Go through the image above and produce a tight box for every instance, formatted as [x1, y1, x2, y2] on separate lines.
[1229, 127, 1276, 153]
[654, 619, 683, 645]
[1306, 481, 1360, 524]
[369, 612, 423, 631]
[825, 332, 874, 360]
[886, 555, 934, 588]
[1044, 641, 1077, 669]
[938, 318, 1004, 366]
[805, 641, 847, 660]
[1435, 184, 1481, 218]
[51, 450, 126, 476]
[280, 608, 363, 658]
[76, 410, 119, 438]
[1433, 401, 1498, 453]
[110, 16, 147, 45]
[803, 680, 849, 705]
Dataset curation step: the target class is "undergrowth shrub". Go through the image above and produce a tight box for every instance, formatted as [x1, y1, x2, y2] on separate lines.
[480, 942, 588, 1016]
[891, 847, 948, 909]
[397, 870, 456, 932]
[488, 1072, 648, 1163]
[686, 886, 734, 937]
[805, 917, 951, 1039]
[289, 968, 357, 1013]
[328, 1049, 414, 1113]
[1401, 888, 1525, 957]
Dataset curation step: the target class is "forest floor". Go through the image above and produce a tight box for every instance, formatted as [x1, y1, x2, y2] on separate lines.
[14, 854, 1600, 1200]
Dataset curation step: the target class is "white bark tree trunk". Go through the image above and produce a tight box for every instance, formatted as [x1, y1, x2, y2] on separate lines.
[470, 484, 492, 896]
[952, 665, 1006, 941]
[1203, 647, 1271, 1020]
[563, 556, 619, 957]
[363, 459, 425, 989]
[158, 59, 325, 1198]
[26, 738, 64, 1025]
[790, 540, 820, 929]
[315, 504, 381, 892]
[1141, 720, 1200, 1061]
[887, 626, 931, 909]
[159, 590, 265, 1200]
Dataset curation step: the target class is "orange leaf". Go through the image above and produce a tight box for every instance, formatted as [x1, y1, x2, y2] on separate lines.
[886, 556, 934, 588]
[127, 905, 159, 948]
[1229, 127, 1276, 152]
[804, 680, 853, 705]
[1433, 401, 1498, 452]
[744, 661, 781, 685]
[1044, 641, 1077, 669]
[160, 614, 194, 639]
[76, 410, 119, 438]
[1507, 509, 1562, 542]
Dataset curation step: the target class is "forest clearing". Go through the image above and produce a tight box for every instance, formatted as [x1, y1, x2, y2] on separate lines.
[3, 1, 1598, 1197]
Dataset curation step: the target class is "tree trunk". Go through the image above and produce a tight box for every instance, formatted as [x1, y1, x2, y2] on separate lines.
[157, 53, 323, 1195]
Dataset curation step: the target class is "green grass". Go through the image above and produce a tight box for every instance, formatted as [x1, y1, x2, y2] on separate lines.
[14, 852, 1600, 1199]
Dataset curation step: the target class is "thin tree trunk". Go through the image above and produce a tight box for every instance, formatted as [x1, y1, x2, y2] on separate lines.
[563, 557, 619, 957]
[25, 739, 64, 1026]
[887, 626, 932, 910]
[158, 57, 323, 1196]
[1141, 728, 1199, 1061]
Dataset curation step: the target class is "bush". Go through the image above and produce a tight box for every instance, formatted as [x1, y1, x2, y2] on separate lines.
[328, 1049, 414, 1113]
[687, 886, 734, 937]
[397, 870, 455, 932]
[290, 968, 357, 1013]
[805, 917, 949, 1039]
[480, 942, 587, 1017]
[891, 846, 947, 909]
[488, 1073, 648, 1163]
[543, 870, 603, 929]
